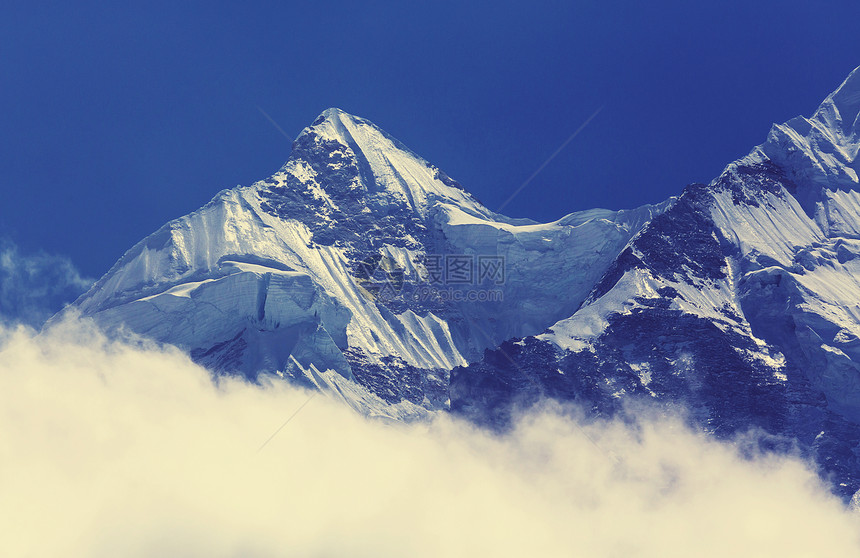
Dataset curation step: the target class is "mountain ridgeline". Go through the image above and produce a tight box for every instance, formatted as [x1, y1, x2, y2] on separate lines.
[70, 67, 860, 499]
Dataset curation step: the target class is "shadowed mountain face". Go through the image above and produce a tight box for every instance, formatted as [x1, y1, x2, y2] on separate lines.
[69, 68, 860, 498]
[453, 68, 860, 500]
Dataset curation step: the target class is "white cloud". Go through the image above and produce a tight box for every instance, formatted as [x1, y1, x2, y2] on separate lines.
[0, 239, 93, 327]
[1, 317, 858, 558]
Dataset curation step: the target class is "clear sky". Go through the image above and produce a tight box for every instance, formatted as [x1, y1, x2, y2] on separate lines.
[2, 0, 859, 277]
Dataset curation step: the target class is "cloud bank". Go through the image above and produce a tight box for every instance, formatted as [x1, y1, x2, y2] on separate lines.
[1, 318, 859, 558]
[0, 239, 93, 327]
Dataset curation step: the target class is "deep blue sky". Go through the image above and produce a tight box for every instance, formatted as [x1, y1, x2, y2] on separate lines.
[2, 1, 859, 277]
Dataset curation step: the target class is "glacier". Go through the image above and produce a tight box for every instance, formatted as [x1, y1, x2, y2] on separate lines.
[68, 66, 860, 500]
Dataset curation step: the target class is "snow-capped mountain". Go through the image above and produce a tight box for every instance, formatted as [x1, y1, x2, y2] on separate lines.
[452, 66, 860, 499]
[70, 65, 860, 499]
[70, 108, 665, 419]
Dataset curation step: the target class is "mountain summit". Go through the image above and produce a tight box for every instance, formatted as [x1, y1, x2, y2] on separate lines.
[757, 66, 860, 213]
[286, 107, 489, 219]
[72, 106, 665, 418]
[69, 67, 860, 500]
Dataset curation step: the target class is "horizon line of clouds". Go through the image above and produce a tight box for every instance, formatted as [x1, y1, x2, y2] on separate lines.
[2, 316, 860, 557]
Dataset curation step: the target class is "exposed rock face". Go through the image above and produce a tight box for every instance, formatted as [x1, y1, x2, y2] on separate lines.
[452, 68, 860, 500]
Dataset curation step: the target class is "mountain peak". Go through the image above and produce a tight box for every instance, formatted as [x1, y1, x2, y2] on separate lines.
[296, 107, 363, 146]
[283, 108, 488, 219]
[298, 107, 392, 150]
[305, 107, 356, 134]
[750, 66, 860, 199]
[816, 65, 860, 137]
[317, 106, 350, 120]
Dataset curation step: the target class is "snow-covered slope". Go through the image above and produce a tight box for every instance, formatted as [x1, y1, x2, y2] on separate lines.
[758, 66, 860, 213]
[71, 108, 665, 418]
[451, 65, 860, 500]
